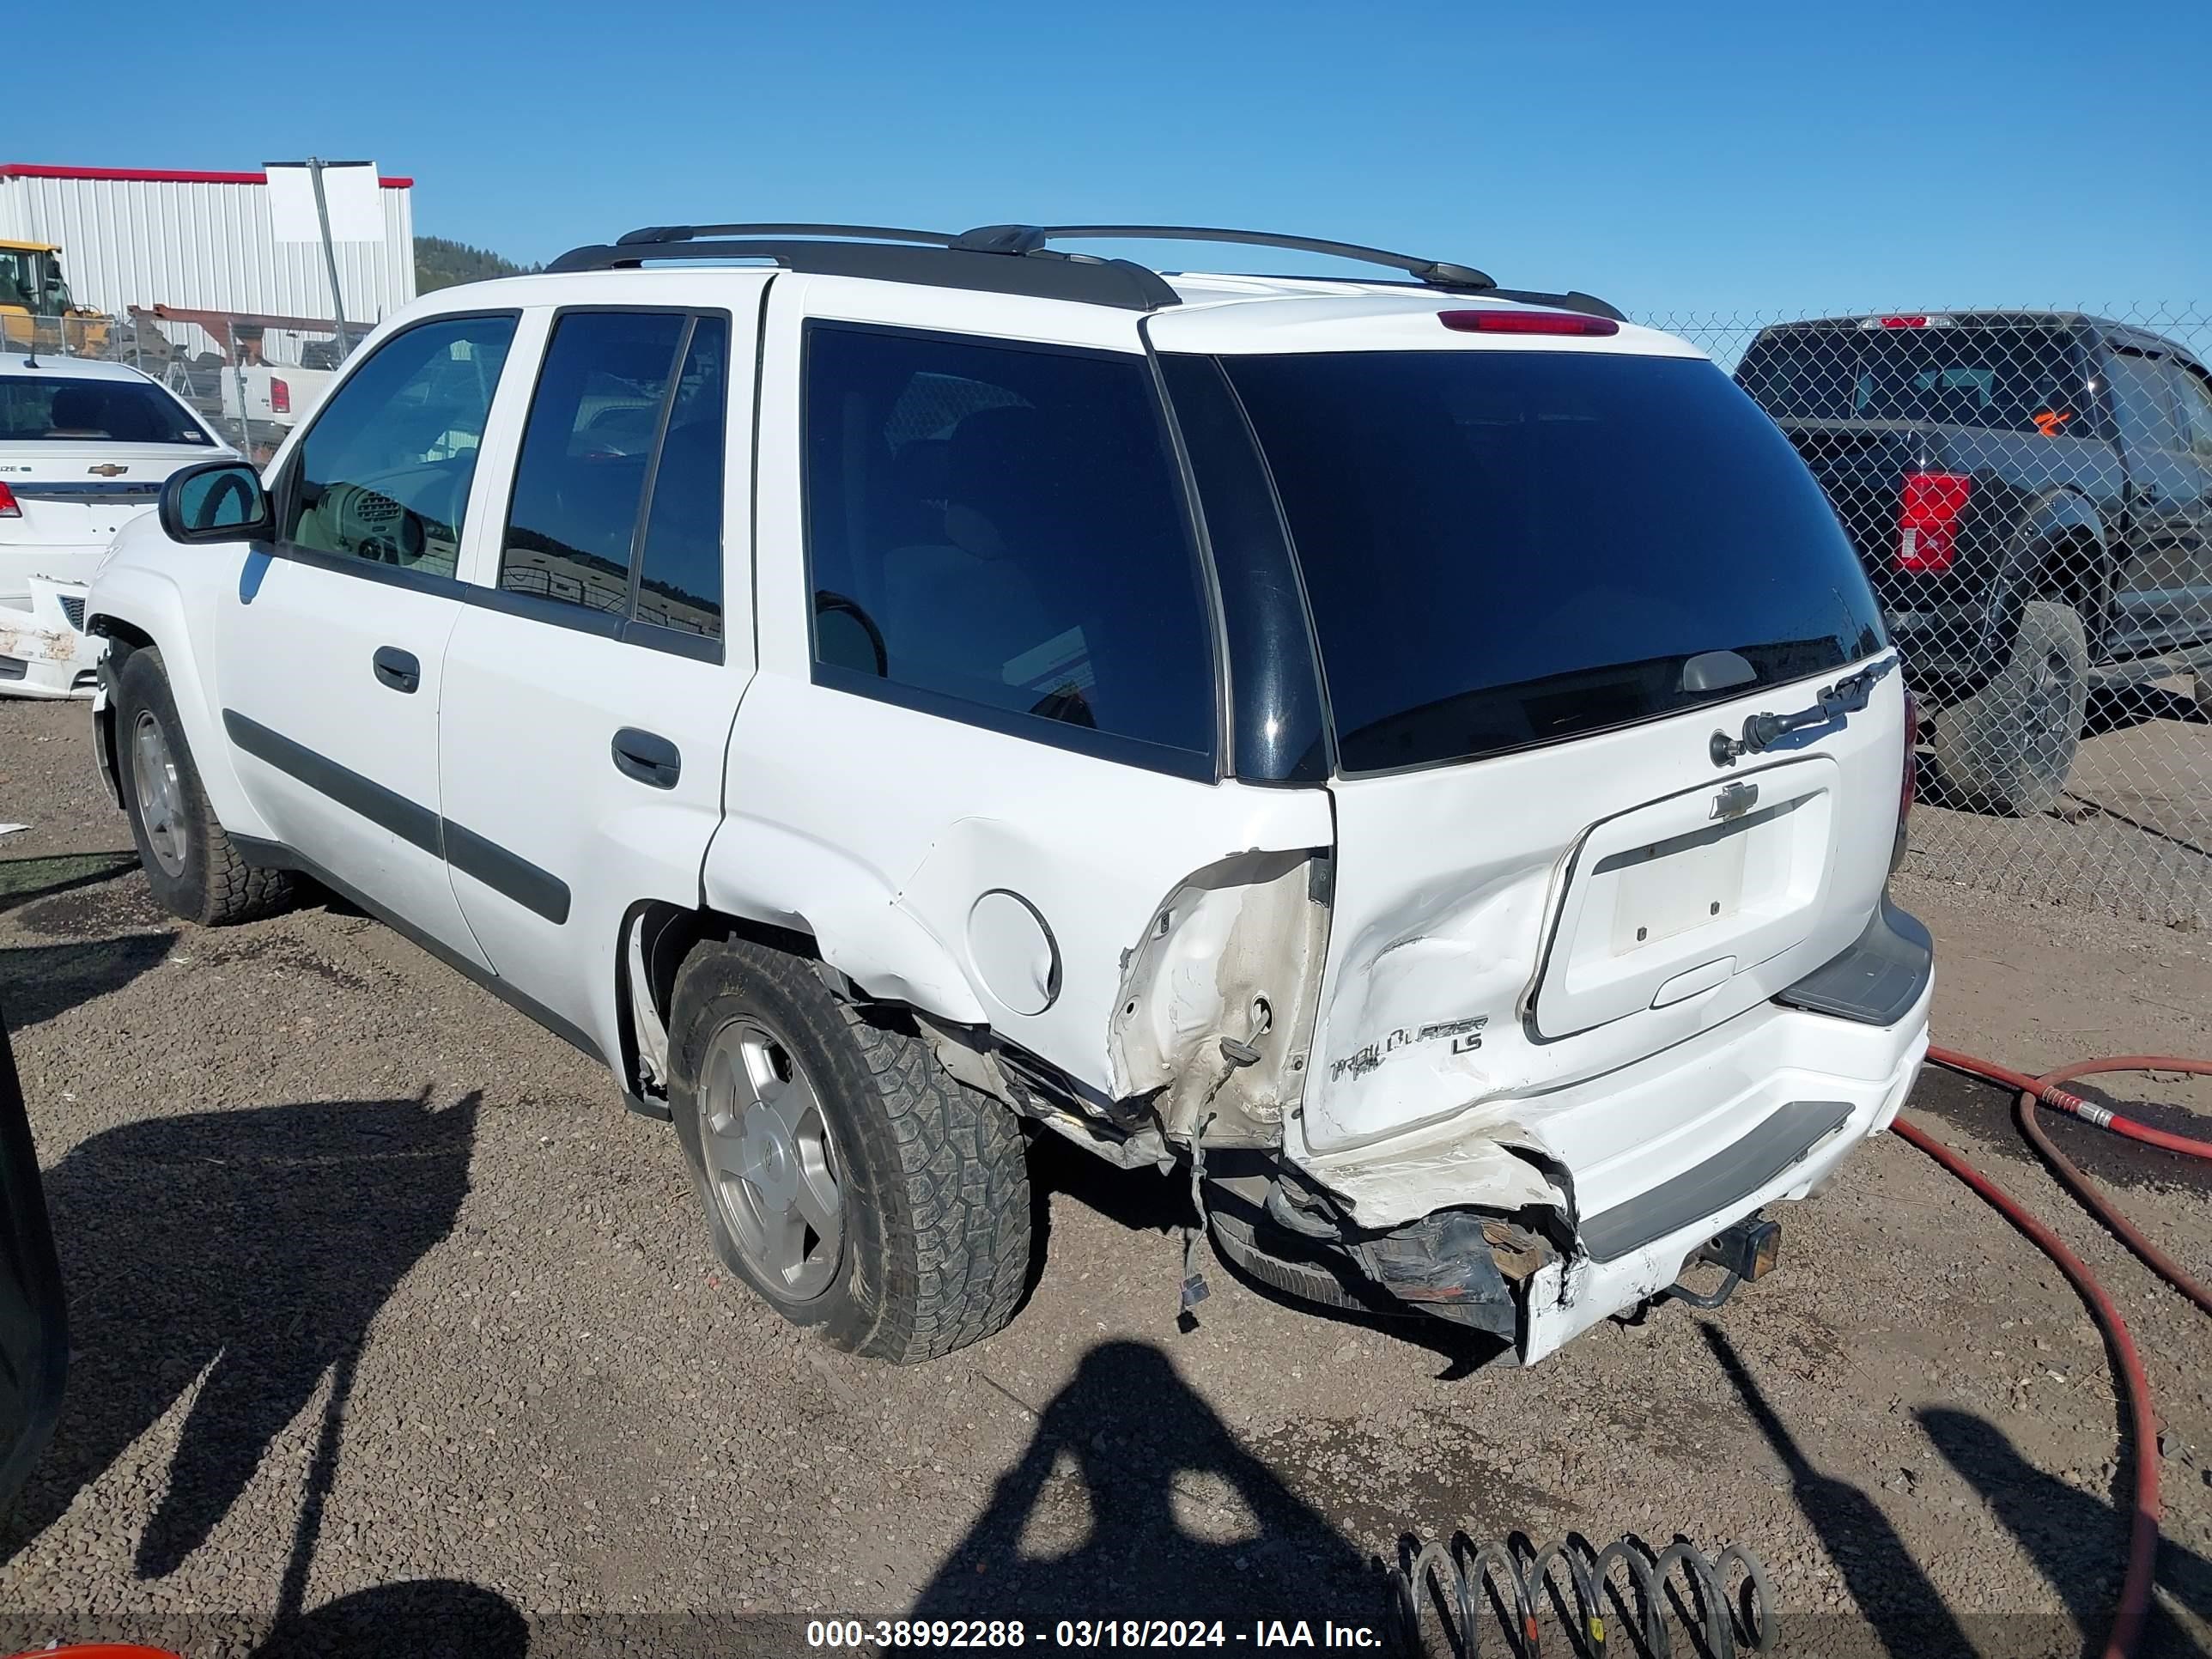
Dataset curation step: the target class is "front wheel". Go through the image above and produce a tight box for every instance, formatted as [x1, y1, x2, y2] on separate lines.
[668, 939, 1031, 1364]
[113, 647, 294, 925]
[1929, 599, 2089, 817]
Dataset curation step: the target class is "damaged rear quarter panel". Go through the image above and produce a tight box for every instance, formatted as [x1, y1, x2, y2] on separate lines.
[716, 678, 1334, 1098]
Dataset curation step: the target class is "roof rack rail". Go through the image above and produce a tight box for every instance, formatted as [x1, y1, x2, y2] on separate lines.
[544, 221, 1550, 313]
[947, 224, 1495, 292]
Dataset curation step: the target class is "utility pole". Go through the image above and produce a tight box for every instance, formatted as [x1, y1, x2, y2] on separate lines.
[306, 157, 350, 362]
[265, 157, 369, 363]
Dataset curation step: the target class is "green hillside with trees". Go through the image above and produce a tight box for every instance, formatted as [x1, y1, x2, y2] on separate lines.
[415, 236, 538, 293]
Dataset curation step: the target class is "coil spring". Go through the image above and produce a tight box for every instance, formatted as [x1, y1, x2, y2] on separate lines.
[1392, 1530, 1777, 1658]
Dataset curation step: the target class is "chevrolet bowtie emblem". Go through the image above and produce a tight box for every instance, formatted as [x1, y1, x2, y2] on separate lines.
[1711, 781, 1759, 820]
[88, 463, 130, 477]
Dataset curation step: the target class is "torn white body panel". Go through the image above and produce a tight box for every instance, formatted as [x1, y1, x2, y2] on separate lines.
[0, 577, 101, 697]
[1295, 967, 1931, 1236]
[1518, 1006, 1927, 1361]
[1300, 661, 1905, 1159]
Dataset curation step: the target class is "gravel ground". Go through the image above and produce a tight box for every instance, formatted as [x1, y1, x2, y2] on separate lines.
[4, 695, 2212, 1658]
[1902, 687, 2212, 931]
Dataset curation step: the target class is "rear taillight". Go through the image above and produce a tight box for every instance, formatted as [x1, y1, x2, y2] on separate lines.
[0, 480, 17, 519]
[1897, 471, 1972, 572]
[269, 377, 291, 415]
[1438, 308, 1620, 337]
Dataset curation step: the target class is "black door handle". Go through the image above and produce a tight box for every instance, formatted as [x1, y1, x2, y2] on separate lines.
[611, 727, 681, 790]
[372, 646, 421, 694]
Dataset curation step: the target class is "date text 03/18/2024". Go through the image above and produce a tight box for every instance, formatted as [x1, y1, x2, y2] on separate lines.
[805, 1619, 1384, 1649]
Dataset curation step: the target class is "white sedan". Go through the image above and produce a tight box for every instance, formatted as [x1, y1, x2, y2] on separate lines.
[2, 353, 234, 697]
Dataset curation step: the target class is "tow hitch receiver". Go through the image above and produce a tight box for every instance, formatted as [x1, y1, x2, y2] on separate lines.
[1658, 1213, 1781, 1310]
[1699, 1213, 1783, 1283]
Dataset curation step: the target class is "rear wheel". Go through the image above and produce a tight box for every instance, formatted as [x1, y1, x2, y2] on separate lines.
[1930, 599, 2089, 817]
[668, 939, 1031, 1363]
[114, 648, 294, 925]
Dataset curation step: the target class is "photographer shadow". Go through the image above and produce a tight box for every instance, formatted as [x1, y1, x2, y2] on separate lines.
[911, 1340, 1386, 1630]
[0, 1091, 480, 1581]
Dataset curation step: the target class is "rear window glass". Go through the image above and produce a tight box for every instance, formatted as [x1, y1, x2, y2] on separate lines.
[0, 374, 213, 445]
[1218, 349, 1885, 774]
[1735, 324, 2085, 434]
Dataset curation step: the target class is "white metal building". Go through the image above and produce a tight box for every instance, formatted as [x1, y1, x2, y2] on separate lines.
[0, 162, 416, 353]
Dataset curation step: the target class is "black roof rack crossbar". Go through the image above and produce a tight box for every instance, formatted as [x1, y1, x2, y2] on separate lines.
[614, 223, 957, 249]
[950, 224, 1496, 292]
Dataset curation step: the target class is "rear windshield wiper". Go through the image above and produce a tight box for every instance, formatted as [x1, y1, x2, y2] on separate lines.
[1711, 655, 1897, 766]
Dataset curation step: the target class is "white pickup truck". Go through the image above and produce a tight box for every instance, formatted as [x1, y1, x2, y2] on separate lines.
[83, 222, 1931, 1367]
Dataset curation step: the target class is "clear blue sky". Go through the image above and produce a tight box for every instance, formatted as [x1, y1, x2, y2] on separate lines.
[33, 0, 2210, 319]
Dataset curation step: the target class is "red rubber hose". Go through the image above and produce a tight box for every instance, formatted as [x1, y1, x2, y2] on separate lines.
[1898, 1048, 2212, 1659]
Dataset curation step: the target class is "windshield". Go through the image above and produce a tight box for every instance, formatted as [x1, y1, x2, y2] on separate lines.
[1217, 349, 1885, 774]
[1735, 324, 2086, 434]
[0, 374, 216, 446]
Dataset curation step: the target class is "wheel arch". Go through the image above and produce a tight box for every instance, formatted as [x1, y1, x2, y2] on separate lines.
[86, 566, 274, 842]
[2002, 489, 2115, 653]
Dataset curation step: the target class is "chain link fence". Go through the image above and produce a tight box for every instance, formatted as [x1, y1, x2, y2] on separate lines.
[1644, 305, 2212, 928]
[15, 290, 2209, 925]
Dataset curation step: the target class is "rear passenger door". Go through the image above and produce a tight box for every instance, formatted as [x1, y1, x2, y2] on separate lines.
[437, 283, 763, 1062]
[724, 278, 1333, 1107]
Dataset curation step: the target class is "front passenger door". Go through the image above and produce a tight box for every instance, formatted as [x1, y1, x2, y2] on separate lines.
[216, 312, 520, 966]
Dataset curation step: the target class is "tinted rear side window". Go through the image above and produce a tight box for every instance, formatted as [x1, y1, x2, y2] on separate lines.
[1735, 324, 2086, 434]
[502, 311, 689, 616]
[1220, 349, 1885, 774]
[803, 324, 1217, 770]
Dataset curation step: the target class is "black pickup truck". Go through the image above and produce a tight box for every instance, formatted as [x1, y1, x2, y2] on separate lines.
[1735, 312, 2212, 813]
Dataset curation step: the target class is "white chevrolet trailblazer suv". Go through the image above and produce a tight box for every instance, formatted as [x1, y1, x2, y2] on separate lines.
[3, 352, 234, 697]
[85, 223, 1932, 1366]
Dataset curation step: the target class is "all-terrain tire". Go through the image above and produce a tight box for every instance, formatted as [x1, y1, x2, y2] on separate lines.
[113, 647, 295, 925]
[1929, 599, 2090, 817]
[668, 939, 1031, 1364]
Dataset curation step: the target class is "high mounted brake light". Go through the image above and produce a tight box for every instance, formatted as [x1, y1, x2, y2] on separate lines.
[0, 480, 17, 519]
[1437, 308, 1620, 337]
[1897, 471, 1972, 572]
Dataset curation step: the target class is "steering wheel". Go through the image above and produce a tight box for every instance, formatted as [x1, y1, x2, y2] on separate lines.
[814, 591, 889, 678]
[194, 470, 256, 531]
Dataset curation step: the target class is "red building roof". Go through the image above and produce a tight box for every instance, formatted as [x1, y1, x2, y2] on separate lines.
[0, 163, 413, 189]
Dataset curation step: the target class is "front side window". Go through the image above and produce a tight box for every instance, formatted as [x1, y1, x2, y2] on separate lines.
[2104, 353, 2183, 452]
[500, 311, 729, 640]
[802, 324, 1216, 767]
[283, 313, 516, 576]
[0, 374, 214, 446]
[2166, 364, 2212, 464]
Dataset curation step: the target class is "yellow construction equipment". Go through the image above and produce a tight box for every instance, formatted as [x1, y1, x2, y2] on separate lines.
[0, 240, 109, 356]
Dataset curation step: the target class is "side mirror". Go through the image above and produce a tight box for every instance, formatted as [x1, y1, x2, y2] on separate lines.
[159, 460, 272, 544]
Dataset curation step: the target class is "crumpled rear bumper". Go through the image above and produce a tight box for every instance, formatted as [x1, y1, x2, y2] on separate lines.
[1518, 1000, 1927, 1362]
[0, 579, 102, 699]
[1291, 901, 1934, 1364]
